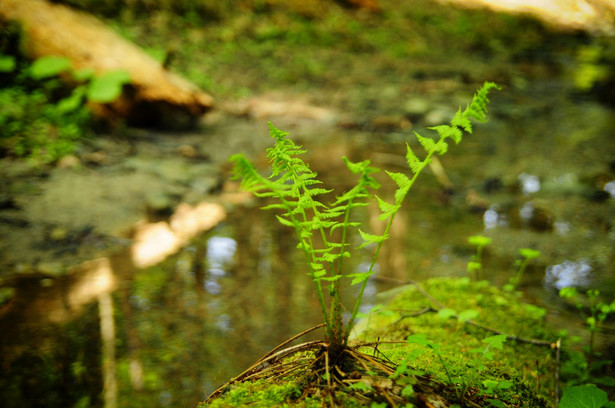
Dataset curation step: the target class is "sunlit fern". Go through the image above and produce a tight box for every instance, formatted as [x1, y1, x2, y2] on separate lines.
[230, 81, 500, 350]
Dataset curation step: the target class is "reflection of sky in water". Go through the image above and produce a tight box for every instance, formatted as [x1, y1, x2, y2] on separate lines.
[357, 262, 379, 315]
[519, 202, 534, 222]
[544, 259, 593, 290]
[207, 237, 237, 270]
[605, 180, 615, 199]
[215, 314, 232, 331]
[130, 295, 151, 310]
[519, 173, 541, 195]
[554, 221, 570, 235]
[204, 236, 237, 295]
[483, 204, 508, 230]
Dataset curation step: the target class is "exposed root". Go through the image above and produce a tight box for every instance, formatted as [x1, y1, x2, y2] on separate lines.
[203, 327, 460, 407]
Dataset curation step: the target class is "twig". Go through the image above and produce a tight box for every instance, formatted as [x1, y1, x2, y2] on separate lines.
[203, 324, 326, 403]
[555, 338, 561, 405]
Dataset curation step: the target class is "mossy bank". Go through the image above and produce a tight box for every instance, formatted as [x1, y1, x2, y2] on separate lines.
[201, 277, 558, 407]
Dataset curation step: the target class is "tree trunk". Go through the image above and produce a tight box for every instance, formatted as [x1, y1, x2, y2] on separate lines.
[0, 0, 214, 127]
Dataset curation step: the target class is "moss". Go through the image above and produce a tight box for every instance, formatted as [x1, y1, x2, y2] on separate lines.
[353, 277, 557, 406]
[199, 378, 332, 408]
[202, 277, 558, 407]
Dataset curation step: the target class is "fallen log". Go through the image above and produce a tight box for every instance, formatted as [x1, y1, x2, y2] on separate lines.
[0, 0, 214, 127]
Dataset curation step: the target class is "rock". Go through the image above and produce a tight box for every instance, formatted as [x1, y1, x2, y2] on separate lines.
[424, 107, 456, 126]
[56, 155, 81, 168]
[403, 98, 431, 116]
[49, 226, 68, 241]
[235, 94, 338, 124]
[177, 144, 198, 158]
[82, 150, 109, 165]
[145, 191, 175, 217]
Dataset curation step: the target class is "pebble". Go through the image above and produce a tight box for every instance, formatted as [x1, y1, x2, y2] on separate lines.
[177, 145, 198, 158]
[49, 226, 69, 241]
[56, 155, 81, 169]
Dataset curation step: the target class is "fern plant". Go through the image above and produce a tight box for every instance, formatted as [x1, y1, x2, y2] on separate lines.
[230, 82, 500, 360]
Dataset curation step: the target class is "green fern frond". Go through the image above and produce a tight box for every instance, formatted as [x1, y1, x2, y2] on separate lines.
[375, 195, 398, 220]
[464, 81, 501, 123]
[405, 143, 423, 174]
[415, 132, 437, 154]
[429, 125, 463, 145]
[230, 83, 499, 349]
[450, 108, 472, 135]
[358, 229, 388, 249]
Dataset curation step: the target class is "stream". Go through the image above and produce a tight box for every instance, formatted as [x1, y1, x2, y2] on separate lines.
[1, 28, 615, 408]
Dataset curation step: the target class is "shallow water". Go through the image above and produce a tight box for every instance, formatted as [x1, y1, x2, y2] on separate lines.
[2, 38, 615, 408]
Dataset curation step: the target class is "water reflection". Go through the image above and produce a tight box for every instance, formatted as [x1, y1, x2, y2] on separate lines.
[544, 259, 594, 290]
[206, 237, 237, 271]
[519, 173, 541, 195]
[605, 180, 615, 199]
[2, 70, 615, 408]
[483, 204, 508, 230]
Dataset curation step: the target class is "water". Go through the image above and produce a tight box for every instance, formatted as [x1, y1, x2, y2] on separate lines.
[2, 53, 615, 408]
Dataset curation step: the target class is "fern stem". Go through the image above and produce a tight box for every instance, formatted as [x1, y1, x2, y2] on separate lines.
[344, 209, 395, 343]
[289, 169, 336, 340]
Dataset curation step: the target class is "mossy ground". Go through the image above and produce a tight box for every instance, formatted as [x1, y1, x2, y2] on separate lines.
[201, 277, 558, 407]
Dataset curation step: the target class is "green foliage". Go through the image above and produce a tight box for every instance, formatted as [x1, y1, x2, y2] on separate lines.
[29, 56, 72, 79]
[466, 234, 541, 291]
[505, 247, 541, 291]
[558, 288, 615, 389]
[201, 379, 303, 408]
[231, 83, 499, 351]
[572, 43, 613, 91]
[406, 328, 511, 404]
[467, 234, 492, 281]
[86, 70, 131, 102]
[358, 277, 555, 406]
[0, 54, 16, 73]
[0, 49, 130, 164]
[560, 384, 615, 408]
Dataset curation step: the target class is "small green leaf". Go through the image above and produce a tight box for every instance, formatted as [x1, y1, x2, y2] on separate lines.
[73, 68, 95, 82]
[415, 132, 436, 154]
[358, 229, 387, 248]
[349, 381, 372, 392]
[407, 333, 434, 348]
[349, 272, 370, 285]
[457, 309, 478, 322]
[375, 195, 398, 220]
[450, 108, 472, 137]
[320, 275, 342, 282]
[56, 86, 86, 113]
[29, 56, 71, 79]
[429, 125, 462, 144]
[0, 54, 16, 73]
[437, 308, 457, 320]
[482, 334, 507, 350]
[468, 235, 492, 247]
[87, 70, 131, 103]
[482, 379, 499, 393]
[519, 248, 541, 259]
[559, 287, 578, 299]
[560, 384, 608, 408]
[401, 385, 414, 397]
[484, 399, 507, 408]
[405, 143, 422, 173]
